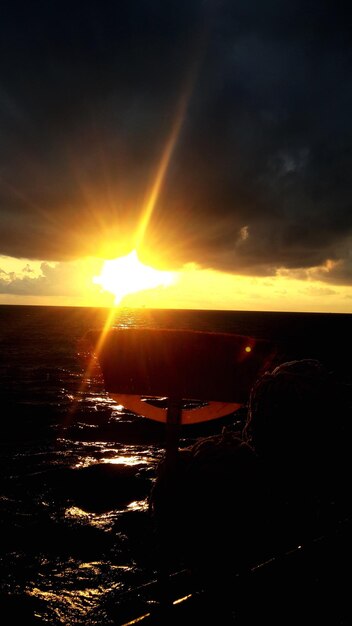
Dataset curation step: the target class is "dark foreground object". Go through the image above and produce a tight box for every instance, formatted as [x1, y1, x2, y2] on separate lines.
[141, 359, 352, 626]
[89, 328, 276, 402]
[107, 515, 352, 625]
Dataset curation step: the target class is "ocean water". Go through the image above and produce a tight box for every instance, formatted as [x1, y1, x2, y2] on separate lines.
[0, 304, 351, 625]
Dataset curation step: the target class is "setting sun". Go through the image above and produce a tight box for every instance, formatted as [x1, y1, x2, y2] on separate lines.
[93, 250, 176, 304]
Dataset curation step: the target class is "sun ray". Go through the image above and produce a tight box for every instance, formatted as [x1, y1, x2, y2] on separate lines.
[134, 38, 205, 253]
[133, 94, 189, 251]
[62, 304, 117, 430]
[68, 29, 210, 425]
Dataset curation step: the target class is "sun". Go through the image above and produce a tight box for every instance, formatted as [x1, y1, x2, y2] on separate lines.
[93, 249, 176, 304]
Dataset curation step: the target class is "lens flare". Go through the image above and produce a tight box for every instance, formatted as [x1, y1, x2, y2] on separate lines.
[93, 249, 176, 304]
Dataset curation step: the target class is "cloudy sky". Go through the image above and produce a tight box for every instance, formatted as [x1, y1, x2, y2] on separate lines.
[1, 0, 352, 311]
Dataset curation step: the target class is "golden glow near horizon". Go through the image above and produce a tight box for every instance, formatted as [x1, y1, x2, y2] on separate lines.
[1, 252, 352, 313]
[93, 250, 176, 304]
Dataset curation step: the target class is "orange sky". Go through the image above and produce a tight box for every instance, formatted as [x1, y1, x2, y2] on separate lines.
[1, 252, 352, 313]
[1, 4, 352, 315]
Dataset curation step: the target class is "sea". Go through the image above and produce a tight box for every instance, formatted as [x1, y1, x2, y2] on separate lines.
[0, 304, 351, 625]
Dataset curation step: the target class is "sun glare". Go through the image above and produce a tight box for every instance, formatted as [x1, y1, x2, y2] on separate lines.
[93, 250, 176, 304]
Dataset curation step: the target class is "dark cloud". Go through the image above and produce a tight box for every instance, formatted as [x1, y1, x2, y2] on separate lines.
[1, 1, 352, 283]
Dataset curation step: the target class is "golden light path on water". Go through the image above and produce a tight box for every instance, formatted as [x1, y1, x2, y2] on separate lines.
[26, 445, 151, 619]
[60, 73, 202, 626]
[27, 562, 129, 620]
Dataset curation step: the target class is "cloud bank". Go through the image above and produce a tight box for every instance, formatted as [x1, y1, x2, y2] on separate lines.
[0, 1, 352, 285]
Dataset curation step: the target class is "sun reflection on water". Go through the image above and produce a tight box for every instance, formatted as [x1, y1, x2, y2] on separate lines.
[112, 403, 124, 411]
[27, 575, 126, 619]
[74, 457, 97, 469]
[101, 455, 148, 466]
[127, 499, 149, 512]
[27, 557, 133, 620]
[64, 506, 118, 530]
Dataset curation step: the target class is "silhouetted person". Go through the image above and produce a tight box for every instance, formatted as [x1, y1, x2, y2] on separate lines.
[149, 429, 269, 622]
[150, 358, 352, 622]
[241, 358, 352, 624]
[243, 358, 351, 547]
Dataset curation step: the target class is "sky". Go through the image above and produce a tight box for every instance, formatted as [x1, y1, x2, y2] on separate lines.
[1, 0, 352, 311]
